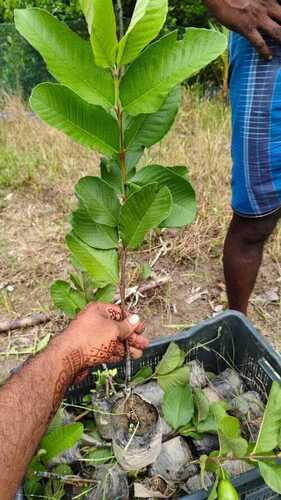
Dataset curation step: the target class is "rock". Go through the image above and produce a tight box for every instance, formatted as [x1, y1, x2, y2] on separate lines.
[134, 476, 175, 498]
[192, 434, 219, 455]
[186, 360, 208, 389]
[160, 418, 173, 440]
[202, 386, 221, 403]
[112, 393, 162, 470]
[211, 369, 244, 400]
[230, 391, 264, 420]
[184, 472, 214, 493]
[150, 437, 197, 483]
[92, 395, 113, 441]
[135, 382, 164, 410]
[87, 464, 129, 500]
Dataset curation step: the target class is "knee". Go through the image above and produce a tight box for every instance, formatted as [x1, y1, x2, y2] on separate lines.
[229, 214, 278, 246]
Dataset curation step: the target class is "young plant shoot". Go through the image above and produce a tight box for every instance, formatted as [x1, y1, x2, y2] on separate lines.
[14, 1, 226, 337]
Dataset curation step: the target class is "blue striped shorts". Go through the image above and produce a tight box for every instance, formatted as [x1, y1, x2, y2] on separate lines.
[229, 32, 281, 217]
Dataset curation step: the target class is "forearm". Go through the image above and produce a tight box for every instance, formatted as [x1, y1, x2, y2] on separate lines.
[0, 330, 81, 499]
[0, 303, 146, 499]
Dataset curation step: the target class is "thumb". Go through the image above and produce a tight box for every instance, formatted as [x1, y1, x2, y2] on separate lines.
[118, 314, 141, 339]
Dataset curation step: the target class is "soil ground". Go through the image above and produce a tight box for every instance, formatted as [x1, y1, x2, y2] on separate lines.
[0, 92, 280, 380]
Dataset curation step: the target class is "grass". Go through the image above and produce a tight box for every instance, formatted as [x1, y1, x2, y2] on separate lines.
[0, 90, 280, 374]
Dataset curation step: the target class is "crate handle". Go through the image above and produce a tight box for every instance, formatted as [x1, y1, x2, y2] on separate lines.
[258, 357, 281, 383]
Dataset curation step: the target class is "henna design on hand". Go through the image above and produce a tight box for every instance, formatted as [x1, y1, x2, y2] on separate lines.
[52, 341, 125, 413]
[52, 349, 84, 414]
[108, 307, 122, 321]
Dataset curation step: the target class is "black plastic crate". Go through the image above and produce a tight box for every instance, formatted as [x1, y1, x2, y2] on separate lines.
[66, 310, 281, 499]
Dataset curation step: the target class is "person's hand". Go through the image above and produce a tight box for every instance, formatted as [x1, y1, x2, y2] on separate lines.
[60, 303, 148, 382]
[204, 0, 281, 59]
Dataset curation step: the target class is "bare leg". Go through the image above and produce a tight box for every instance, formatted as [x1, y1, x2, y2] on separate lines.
[223, 210, 281, 315]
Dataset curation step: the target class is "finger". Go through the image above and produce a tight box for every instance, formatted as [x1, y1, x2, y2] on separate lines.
[270, 2, 281, 21]
[122, 310, 145, 334]
[263, 18, 281, 45]
[246, 29, 272, 59]
[96, 303, 123, 321]
[117, 314, 142, 339]
[128, 333, 149, 350]
[129, 347, 143, 360]
[135, 321, 145, 335]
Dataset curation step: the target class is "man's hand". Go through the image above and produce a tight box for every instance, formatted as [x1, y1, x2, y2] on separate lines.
[204, 0, 281, 59]
[60, 303, 148, 383]
[0, 303, 148, 499]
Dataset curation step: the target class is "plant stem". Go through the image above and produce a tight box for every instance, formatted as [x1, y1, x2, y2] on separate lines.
[113, 0, 131, 388]
[120, 245, 131, 385]
[113, 67, 131, 387]
[118, 111, 130, 383]
[33, 471, 97, 486]
[192, 453, 280, 467]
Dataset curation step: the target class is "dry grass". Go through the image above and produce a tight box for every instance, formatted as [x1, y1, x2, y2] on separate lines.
[0, 91, 280, 377]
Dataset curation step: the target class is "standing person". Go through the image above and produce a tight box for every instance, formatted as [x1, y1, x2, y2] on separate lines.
[203, 0, 281, 314]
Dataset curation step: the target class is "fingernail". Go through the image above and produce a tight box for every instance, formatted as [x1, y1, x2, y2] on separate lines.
[128, 314, 140, 325]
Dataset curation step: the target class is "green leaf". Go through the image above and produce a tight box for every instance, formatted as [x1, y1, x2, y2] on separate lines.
[208, 475, 219, 500]
[40, 423, 83, 464]
[66, 233, 119, 286]
[79, 0, 94, 32]
[212, 403, 248, 457]
[24, 476, 43, 499]
[35, 333, 51, 353]
[51, 280, 87, 318]
[14, 8, 114, 109]
[155, 342, 185, 375]
[130, 165, 196, 227]
[75, 176, 121, 227]
[179, 426, 199, 438]
[100, 157, 123, 194]
[168, 166, 189, 179]
[199, 455, 208, 491]
[94, 283, 116, 303]
[120, 28, 227, 115]
[125, 149, 144, 171]
[125, 86, 181, 151]
[71, 208, 118, 250]
[85, 447, 114, 464]
[53, 464, 73, 475]
[100, 154, 140, 194]
[162, 384, 194, 430]
[131, 366, 153, 385]
[158, 366, 189, 391]
[69, 272, 84, 291]
[120, 183, 172, 249]
[219, 416, 248, 457]
[117, 0, 168, 66]
[44, 477, 65, 500]
[194, 389, 210, 423]
[258, 461, 281, 494]
[253, 381, 281, 454]
[80, 0, 117, 68]
[197, 414, 218, 435]
[48, 408, 65, 434]
[30, 84, 119, 157]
